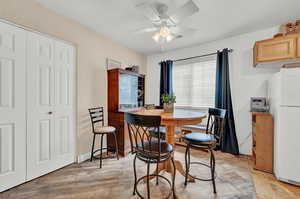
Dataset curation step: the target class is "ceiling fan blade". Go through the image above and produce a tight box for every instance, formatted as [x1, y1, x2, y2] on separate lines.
[169, 0, 199, 24]
[134, 27, 158, 34]
[136, 2, 161, 22]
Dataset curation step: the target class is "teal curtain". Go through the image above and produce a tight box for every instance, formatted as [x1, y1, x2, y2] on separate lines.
[215, 49, 239, 155]
[159, 60, 173, 106]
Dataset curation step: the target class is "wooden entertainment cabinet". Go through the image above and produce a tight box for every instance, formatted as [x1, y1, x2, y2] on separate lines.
[251, 112, 274, 173]
[107, 68, 145, 156]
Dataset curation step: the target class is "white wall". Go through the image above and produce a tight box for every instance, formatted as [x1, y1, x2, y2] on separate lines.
[146, 27, 282, 155]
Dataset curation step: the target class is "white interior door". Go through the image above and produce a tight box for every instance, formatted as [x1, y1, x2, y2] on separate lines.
[27, 32, 56, 180]
[27, 32, 75, 180]
[52, 41, 75, 169]
[0, 22, 26, 192]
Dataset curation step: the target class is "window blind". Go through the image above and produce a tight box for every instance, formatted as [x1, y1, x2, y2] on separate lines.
[173, 56, 216, 108]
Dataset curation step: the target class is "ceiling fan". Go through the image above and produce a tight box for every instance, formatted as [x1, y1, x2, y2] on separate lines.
[134, 0, 199, 43]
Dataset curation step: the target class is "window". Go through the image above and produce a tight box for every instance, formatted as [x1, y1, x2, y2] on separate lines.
[173, 57, 216, 108]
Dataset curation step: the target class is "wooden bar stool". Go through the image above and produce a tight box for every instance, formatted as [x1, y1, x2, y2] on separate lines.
[88, 107, 119, 168]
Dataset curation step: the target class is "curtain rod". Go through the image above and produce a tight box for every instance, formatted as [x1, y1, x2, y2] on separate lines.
[171, 49, 234, 63]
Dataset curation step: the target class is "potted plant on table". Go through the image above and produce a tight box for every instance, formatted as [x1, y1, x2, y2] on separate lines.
[161, 93, 176, 113]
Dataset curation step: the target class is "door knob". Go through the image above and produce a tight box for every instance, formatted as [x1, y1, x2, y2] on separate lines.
[48, 111, 53, 115]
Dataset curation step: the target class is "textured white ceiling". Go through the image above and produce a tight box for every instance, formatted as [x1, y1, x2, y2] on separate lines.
[36, 0, 300, 55]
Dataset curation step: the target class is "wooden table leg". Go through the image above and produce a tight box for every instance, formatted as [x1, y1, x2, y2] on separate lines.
[146, 159, 194, 182]
[165, 125, 176, 145]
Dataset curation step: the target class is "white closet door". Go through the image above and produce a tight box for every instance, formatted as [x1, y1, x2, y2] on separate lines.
[52, 41, 75, 169]
[27, 32, 56, 180]
[0, 22, 26, 192]
[26, 32, 75, 180]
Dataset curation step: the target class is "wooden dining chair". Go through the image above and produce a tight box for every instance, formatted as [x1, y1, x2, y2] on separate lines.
[88, 107, 119, 168]
[183, 108, 226, 194]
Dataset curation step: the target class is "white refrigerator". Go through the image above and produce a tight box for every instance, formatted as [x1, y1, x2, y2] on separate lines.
[268, 68, 300, 186]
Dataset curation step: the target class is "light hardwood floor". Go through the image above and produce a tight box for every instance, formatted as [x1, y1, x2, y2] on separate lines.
[251, 166, 300, 199]
[230, 154, 300, 199]
[1, 147, 299, 199]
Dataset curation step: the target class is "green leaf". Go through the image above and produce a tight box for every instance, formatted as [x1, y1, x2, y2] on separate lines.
[161, 93, 176, 104]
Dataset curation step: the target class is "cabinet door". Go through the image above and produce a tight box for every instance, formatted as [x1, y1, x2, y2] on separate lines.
[255, 37, 296, 63]
[297, 36, 300, 58]
[0, 22, 26, 192]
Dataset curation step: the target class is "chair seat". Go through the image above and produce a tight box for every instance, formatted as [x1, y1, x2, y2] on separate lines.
[183, 132, 216, 145]
[137, 140, 173, 161]
[94, 126, 116, 134]
[138, 140, 173, 153]
[181, 124, 207, 131]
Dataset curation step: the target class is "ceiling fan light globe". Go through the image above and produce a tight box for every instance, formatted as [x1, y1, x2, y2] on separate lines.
[160, 26, 170, 37]
[152, 33, 160, 42]
[166, 34, 174, 42]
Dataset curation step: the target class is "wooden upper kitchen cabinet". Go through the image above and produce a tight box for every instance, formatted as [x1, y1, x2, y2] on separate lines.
[253, 33, 300, 66]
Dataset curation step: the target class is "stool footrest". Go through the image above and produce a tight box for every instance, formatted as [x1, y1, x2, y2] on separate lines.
[188, 161, 217, 181]
[91, 148, 118, 160]
[135, 174, 173, 199]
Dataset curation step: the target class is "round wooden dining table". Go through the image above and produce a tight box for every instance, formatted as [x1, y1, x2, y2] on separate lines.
[134, 108, 206, 182]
